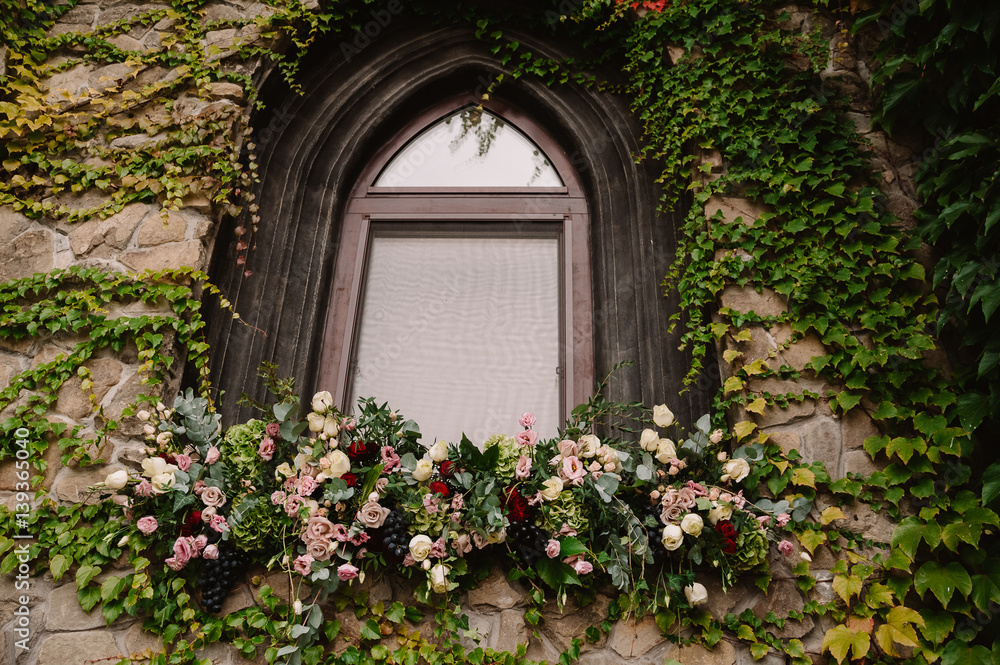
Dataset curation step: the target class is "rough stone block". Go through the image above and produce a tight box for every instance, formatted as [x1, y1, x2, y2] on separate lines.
[468, 567, 527, 610]
[69, 203, 147, 256]
[751, 580, 812, 639]
[540, 593, 609, 653]
[796, 416, 843, 471]
[124, 621, 165, 660]
[138, 211, 188, 246]
[207, 81, 246, 102]
[38, 630, 122, 665]
[842, 409, 879, 451]
[43, 63, 96, 103]
[106, 34, 145, 51]
[45, 583, 107, 630]
[0, 206, 31, 239]
[55, 357, 123, 420]
[706, 196, 768, 227]
[720, 287, 788, 317]
[0, 229, 54, 283]
[120, 241, 205, 272]
[843, 450, 882, 477]
[496, 609, 529, 652]
[53, 465, 117, 503]
[609, 614, 663, 658]
[676, 639, 737, 665]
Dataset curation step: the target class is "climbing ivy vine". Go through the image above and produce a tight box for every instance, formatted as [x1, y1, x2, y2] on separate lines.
[2, 0, 1000, 664]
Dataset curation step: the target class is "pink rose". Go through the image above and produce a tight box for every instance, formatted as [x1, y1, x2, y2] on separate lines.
[205, 446, 221, 465]
[209, 514, 229, 533]
[203, 544, 219, 560]
[515, 455, 532, 479]
[332, 523, 349, 542]
[348, 532, 369, 546]
[258, 437, 275, 461]
[375, 477, 389, 494]
[165, 557, 186, 571]
[451, 494, 464, 511]
[357, 501, 389, 528]
[422, 494, 440, 514]
[192, 535, 208, 552]
[304, 515, 337, 543]
[557, 439, 580, 458]
[687, 481, 708, 497]
[271, 490, 286, 505]
[572, 559, 593, 575]
[193, 480, 207, 495]
[294, 554, 315, 575]
[284, 494, 303, 517]
[137, 516, 158, 535]
[519, 412, 536, 428]
[430, 537, 447, 559]
[559, 524, 578, 537]
[757, 515, 771, 526]
[266, 422, 280, 437]
[381, 446, 401, 472]
[175, 454, 192, 472]
[201, 486, 227, 509]
[561, 456, 587, 482]
[516, 430, 538, 447]
[337, 563, 360, 581]
[778, 540, 795, 557]
[306, 540, 331, 562]
[777, 513, 791, 527]
[135, 480, 154, 497]
[403, 553, 416, 567]
[546, 539, 561, 558]
[173, 537, 194, 564]
[298, 475, 318, 496]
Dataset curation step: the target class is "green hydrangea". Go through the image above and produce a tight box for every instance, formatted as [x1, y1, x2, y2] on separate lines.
[228, 495, 282, 552]
[484, 434, 521, 480]
[399, 488, 449, 537]
[732, 525, 769, 570]
[222, 419, 268, 481]
[538, 491, 589, 535]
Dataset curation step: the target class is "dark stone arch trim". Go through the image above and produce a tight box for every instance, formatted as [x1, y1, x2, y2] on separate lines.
[204, 21, 711, 426]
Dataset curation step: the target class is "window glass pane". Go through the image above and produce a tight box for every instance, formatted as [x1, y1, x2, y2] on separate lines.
[348, 231, 561, 444]
[374, 108, 564, 187]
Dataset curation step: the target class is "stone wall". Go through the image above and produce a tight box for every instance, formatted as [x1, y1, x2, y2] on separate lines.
[0, 2, 924, 665]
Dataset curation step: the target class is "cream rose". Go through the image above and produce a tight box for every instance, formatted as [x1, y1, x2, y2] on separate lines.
[661, 523, 684, 551]
[409, 534, 433, 561]
[579, 434, 600, 458]
[325, 451, 351, 479]
[151, 472, 176, 493]
[707, 502, 734, 525]
[639, 429, 659, 452]
[684, 582, 708, 606]
[200, 486, 227, 508]
[428, 439, 449, 463]
[357, 500, 390, 528]
[412, 457, 434, 482]
[655, 439, 677, 464]
[141, 457, 177, 479]
[652, 404, 675, 428]
[275, 462, 295, 479]
[104, 469, 129, 490]
[323, 416, 340, 438]
[721, 458, 751, 483]
[429, 563, 450, 593]
[311, 391, 334, 412]
[680, 513, 704, 537]
[306, 412, 326, 432]
[540, 477, 564, 501]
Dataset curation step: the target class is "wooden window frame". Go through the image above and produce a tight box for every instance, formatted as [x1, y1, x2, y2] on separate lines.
[317, 94, 594, 423]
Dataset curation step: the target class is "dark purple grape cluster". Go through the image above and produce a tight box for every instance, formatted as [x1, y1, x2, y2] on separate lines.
[199, 545, 244, 613]
[506, 521, 550, 568]
[379, 509, 410, 559]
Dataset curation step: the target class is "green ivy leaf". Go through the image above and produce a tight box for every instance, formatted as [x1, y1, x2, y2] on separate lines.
[918, 609, 954, 645]
[49, 553, 71, 581]
[914, 561, 973, 605]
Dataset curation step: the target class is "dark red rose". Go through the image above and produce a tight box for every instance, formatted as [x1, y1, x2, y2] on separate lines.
[715, 520, 737, 540]
[347, 439, 370, 460]
[266, 422, 280, 438]
[502, 486, 532, 523]
[439, 460, 456, 478]
[159, 452, 176, 464]
[180, 510, 202, 536]
[722, 538, 738, 554]
[429, 481, 450, 497]
[341, 472, 358, 488]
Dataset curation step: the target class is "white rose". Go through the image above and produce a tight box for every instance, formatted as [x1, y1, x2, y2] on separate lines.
[151, 472, 176, 492]
[710, 429, 724, 444]
[680, 513, 704, 537]
[721, 458, 751, 483]
[429, 563, 451, 593]
[412, 457, 434, 482]
[540, 477, 564, 501]
[409, 534, 433, 561]
[136, 410, 151, 422]
[155, 431, 172, 445]
[707, 502, 734, 525]
[428, 440, 449, 463]
[311, 391, 334, 412]
[104, 469, 129, 490]
[323, 416, 340, 438]
[652, 404, 674, 428]
[684, 582, 708, 606]
[639, 429, 659, 452]
[141, 457, 177, 479]
[661, 524, 684, 551]
[275, 462, 295, 478]
[326, 451, 351, 479]
[143, 424, 156, 436]
[655, 439, 677, 464]
[579, 434, 600, 458]
[306, 412, 326, 432]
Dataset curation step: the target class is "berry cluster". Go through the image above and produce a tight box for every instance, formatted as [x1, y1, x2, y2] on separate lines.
[379, 509, 410, 559]
[507, 521, 550, 568]
[199, 544, 245, 613]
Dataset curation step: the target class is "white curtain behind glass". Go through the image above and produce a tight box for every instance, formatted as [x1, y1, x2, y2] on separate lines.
[349, 234, 561, 444]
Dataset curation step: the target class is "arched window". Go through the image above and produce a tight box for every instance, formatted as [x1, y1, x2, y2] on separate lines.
[318, 97, 592, 442]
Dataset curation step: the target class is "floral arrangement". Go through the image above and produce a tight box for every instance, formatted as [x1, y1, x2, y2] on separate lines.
[96, 379, 808, 646]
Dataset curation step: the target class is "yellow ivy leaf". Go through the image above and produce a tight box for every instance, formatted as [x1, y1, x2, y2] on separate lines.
[832, 574, 864, 603]
[797, 529, 827, 553]
[733, 328, 753, 342]
[772, 459, 788, 474]
[724, 376, 745, 395]
[723, 349, 743, 363]
[743, 358, 769, 376]
[822, 625, 871, 663]
[733, 420, 757, 441]
[746, 397, 767, 414]
[821, 506, 847, 525]
[792, 467, 816, 488]
[886, 605, 925, 629]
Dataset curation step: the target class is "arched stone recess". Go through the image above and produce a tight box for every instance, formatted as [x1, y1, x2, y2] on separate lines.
[203, 20, 713, 427]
